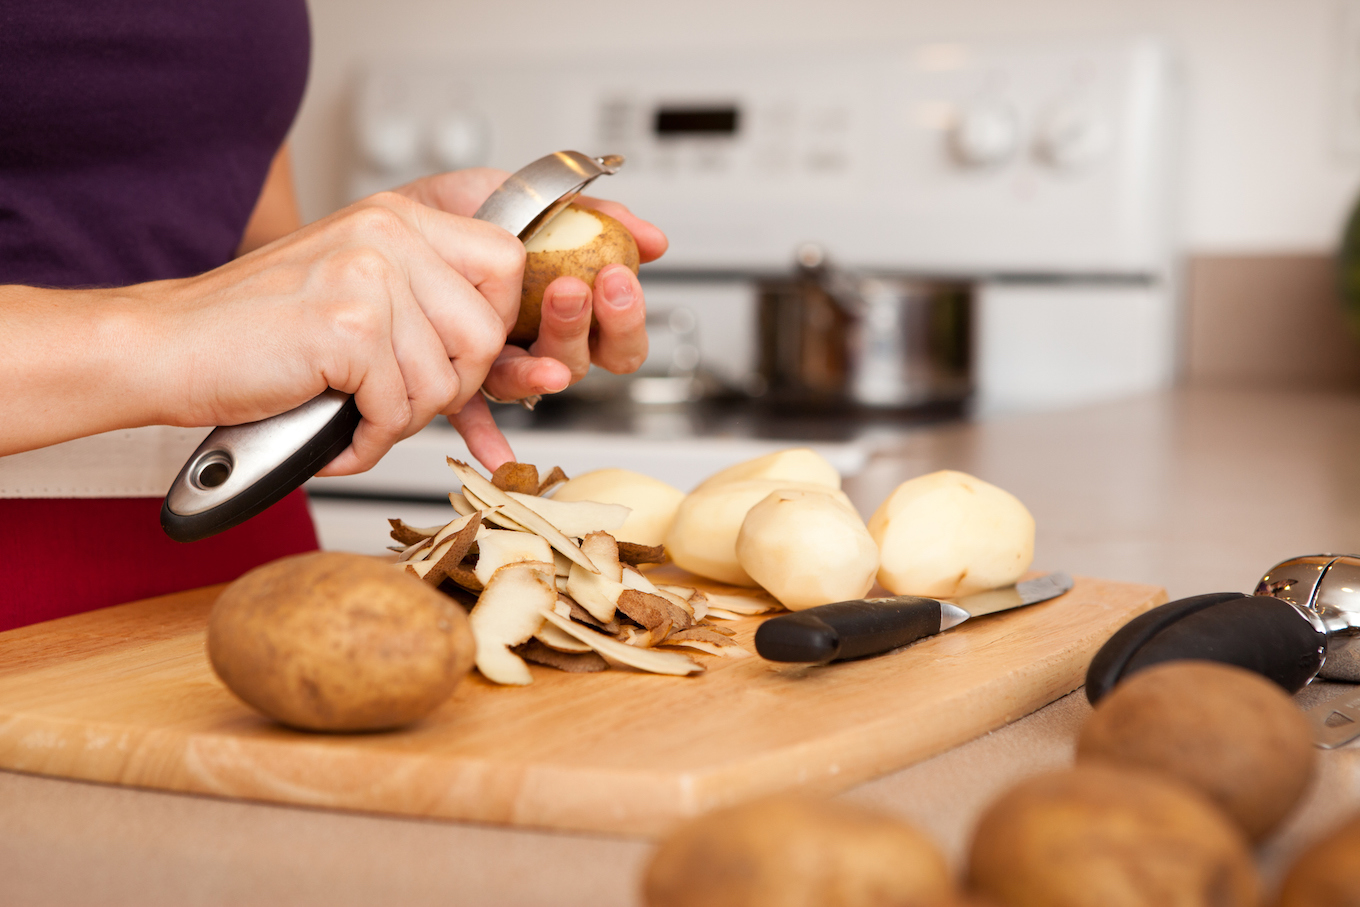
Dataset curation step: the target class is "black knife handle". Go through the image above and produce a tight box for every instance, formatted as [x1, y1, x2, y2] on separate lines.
[1085, 592, 1327, 704]
[755, 598, 942, 664]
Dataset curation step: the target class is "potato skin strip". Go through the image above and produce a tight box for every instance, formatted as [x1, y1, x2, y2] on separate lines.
[542, 611, 703, 676]
[449, 458, 599, 574]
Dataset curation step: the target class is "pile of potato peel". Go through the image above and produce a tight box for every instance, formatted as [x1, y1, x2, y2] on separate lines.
[389, 459, 760, 686]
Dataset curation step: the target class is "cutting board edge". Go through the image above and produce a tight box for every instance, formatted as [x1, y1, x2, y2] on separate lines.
[0, 577, 1169, 836]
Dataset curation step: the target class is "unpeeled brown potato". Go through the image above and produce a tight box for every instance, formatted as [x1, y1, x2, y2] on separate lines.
[512, 203, 640, 345]
[666, 479, 857, 586]
[1275, 810, 1360, 907]
[736, 489, 878, 610]
[869, 470, 1034, 598]
[208, 552, 476, 732]
[550, 468, 684, 547]
[643, 795, 954, 907]
[968, 764, 1258, 907]
[1077, 660, 1316, 842]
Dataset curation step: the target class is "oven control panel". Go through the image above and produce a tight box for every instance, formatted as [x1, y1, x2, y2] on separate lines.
[350, 36, 1177, 275]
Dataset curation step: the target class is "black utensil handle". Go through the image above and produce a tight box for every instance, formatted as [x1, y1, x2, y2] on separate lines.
[1085, 592, 1326, 704]
[755, 598, 942, 664]
[160, 396, 361, 543]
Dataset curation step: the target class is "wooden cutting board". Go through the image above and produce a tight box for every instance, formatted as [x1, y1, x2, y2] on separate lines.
[0, 570, 1164, 836]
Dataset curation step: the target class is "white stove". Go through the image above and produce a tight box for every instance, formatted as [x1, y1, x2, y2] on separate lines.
[314, 35, 1181, 554]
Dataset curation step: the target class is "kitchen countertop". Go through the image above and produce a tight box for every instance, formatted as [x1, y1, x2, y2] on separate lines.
[6, 386, 1360, 906]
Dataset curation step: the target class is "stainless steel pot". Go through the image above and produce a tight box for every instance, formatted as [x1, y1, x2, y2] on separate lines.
[756, 246, 972, 409]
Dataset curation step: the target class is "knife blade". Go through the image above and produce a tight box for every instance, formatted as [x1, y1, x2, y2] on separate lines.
[754, 572, 1075, 664]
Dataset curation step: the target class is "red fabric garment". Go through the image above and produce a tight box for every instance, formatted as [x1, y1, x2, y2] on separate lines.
[0, 491, 318, 632]
[0, 2, 317, 632]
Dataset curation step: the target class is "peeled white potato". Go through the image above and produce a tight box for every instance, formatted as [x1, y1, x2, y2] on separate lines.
[551, 468, 684, 546]
[736, 489, 878, 610]
[869, 470, 1034, 598]
[667, 479, 856, 586]
[694, 447, 841, 494]
[504, 491, 630, 538]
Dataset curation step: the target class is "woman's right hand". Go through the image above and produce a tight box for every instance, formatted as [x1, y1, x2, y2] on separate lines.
[143, 190, 529, 475]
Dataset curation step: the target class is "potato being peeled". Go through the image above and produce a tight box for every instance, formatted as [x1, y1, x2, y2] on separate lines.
[512, 203, 640, 345]
[208, 552, 475, 732]
[869, 470, 1034, 598]
[736, 489, 878, 610]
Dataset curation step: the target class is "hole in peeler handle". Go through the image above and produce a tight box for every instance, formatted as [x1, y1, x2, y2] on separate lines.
[192, 452, 233, 489]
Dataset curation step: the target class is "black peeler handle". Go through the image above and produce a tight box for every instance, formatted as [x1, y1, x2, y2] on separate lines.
[1085, 592, 1327, 704]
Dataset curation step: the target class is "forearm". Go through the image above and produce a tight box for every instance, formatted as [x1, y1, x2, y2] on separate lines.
[0, 282, 176, 455]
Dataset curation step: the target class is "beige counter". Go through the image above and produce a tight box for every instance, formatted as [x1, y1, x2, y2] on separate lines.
[6, 387, 1360, 906]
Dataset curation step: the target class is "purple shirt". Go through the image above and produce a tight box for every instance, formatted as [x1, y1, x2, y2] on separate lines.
[0, 0, 311, 288]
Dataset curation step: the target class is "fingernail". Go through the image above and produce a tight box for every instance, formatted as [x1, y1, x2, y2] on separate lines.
[551, 285, 589, 319]
[599, 267, 636, 310]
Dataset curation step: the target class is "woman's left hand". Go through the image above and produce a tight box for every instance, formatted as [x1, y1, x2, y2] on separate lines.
[395, 167, 668, 467]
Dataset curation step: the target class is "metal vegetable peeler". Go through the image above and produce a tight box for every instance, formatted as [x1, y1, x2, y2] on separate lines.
[1086, 554, 1360, 747]
[161, 151, 623, 544]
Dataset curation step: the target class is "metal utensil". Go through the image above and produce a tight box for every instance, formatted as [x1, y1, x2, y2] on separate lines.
[160, 151, 623, 544]
[1083, 553, 1360, 748]
[755, 572, 1074, 665]
[756, 245, 973, 410]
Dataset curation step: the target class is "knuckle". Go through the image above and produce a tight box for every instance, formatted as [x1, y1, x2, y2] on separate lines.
[346, 201, 408, 241]
[490, 228, 526, 272]
[327, 297, 388, 347]
[328, 245, 394, 289]
[426, 364, 460, 408]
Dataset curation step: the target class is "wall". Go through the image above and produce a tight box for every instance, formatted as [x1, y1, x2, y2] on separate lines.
[295, 0, 1360, 255]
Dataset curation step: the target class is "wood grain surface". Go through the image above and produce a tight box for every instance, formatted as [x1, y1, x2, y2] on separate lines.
[0, 571, 1164, 836]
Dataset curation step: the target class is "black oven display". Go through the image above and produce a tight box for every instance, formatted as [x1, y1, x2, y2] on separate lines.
[653, 106, 740, 137]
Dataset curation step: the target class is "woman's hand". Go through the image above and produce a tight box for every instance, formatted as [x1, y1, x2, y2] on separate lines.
[0, 166, 666, 477]
[151, 189, 527, 476]
[396, 169, 668, 466]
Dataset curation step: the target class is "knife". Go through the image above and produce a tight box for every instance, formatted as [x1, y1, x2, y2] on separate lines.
[754, 572, 1075, 664]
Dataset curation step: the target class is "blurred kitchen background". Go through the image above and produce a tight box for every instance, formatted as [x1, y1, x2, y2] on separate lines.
[300, 0, 1360, 551]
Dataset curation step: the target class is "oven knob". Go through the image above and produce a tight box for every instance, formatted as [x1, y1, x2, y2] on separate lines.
[431, 110, 489, 170]
[1035, 105, 1110, 169]
[355, 72, 424, 173]
[949, 101, 1021, 167]
[357, 113, 423, 172]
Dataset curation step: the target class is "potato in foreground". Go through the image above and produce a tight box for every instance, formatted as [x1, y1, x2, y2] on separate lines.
[1077, 660, 1315, 842]
[513, 203, 640, 346]
[644, 795, 953, 907]
[736, 489, 878, 610]
[869, 470, 1033, 598]
[208, 552, 476, 732]
[1275, 810, 1360, 907]
[968, 764, 1257, 907]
